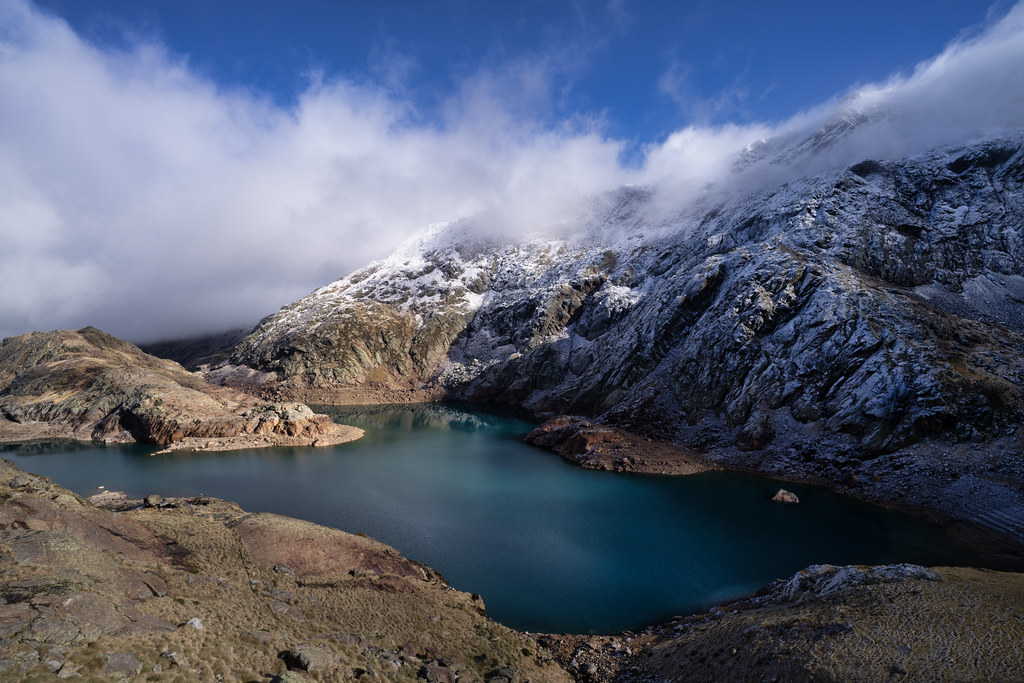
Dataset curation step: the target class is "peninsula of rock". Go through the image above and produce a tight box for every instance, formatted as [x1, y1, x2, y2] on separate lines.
[0, 327, 361, 452]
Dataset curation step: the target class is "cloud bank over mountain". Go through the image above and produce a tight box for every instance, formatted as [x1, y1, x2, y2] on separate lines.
[0, 0, 1022, 342]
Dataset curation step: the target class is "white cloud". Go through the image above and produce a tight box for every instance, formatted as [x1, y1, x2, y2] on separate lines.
[845, 2, 1024, 156]
[0, 0, 1022, 343]
[639, 2, 1024, 224]
[0, 0, 627, 342]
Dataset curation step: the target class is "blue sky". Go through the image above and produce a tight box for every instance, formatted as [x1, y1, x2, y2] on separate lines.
[2, 0, 1023, 342]
[32, 0, 1007, 147]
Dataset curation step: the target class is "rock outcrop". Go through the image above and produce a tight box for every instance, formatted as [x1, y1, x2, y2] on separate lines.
[0, 459, 569, 681]
[524, 415, 713, 474]
[224, 240, 481, 403]
[0, 327, 360, 450]
[771, 488, 800, 504]
[542, 563, 1024, 682]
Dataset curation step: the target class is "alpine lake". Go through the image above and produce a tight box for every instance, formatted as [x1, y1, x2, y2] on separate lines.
[1, 404, 979, 635]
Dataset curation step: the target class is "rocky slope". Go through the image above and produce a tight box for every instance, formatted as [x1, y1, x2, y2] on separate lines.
[0, 459, 566, 681]
[0, 327, 360, 451]
[219, 131, 1024, 547]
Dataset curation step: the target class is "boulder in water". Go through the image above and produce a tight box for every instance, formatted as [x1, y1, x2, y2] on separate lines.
[772, 489, 799, 504]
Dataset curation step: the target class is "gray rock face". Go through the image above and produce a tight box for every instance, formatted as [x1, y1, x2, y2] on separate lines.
[226, 132, 1024, 540]
[159, 650, 191, 670]
[776, 563, 942, 603]
[103, 652, 143, 677]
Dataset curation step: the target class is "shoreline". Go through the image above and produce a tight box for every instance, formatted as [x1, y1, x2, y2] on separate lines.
[0, 458, 565, 681]
[255, 392, 1023, 562]
[8, 398, 1023, 571]
[5, 396, 1024, 603]
[0, 413, 365, 455]
[208, 393, 1024, 572]
[150, 424, 364, 454]
[5, 455, 1024, 682]
[519, 413, 1024, 571]
[2, 414, 1024, 679]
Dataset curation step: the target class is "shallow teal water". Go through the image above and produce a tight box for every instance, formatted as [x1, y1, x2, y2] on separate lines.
[2, 404, 978, 634]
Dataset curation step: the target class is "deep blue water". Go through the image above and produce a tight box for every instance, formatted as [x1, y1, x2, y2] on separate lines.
[1, 404, 977, 634]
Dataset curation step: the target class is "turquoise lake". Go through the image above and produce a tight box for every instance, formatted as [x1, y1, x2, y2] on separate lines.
[1, 404, 978, 634]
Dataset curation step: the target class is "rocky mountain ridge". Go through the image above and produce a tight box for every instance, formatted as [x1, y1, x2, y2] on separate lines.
[216, 131, 1024, 547]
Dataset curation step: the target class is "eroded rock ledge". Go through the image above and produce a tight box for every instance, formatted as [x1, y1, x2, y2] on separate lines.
[0, 327, 361, 452]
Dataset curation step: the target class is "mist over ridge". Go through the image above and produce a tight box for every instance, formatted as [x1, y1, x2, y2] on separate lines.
[1, 0, 1022, 342]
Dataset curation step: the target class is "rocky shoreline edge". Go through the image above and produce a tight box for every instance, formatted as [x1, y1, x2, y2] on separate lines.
[524, 413, 1024, 572]
[148, 424, 364, 455]
[0, 419, 365, 456]
[0, 457, 1022, 681]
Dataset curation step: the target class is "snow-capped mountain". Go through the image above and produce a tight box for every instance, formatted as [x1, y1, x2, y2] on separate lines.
[220, 130, 1024, 542]
[232, 131, 1024, 442]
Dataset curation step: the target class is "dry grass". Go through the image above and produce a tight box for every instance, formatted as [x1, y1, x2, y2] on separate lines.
[547, 565, 1024, 682]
